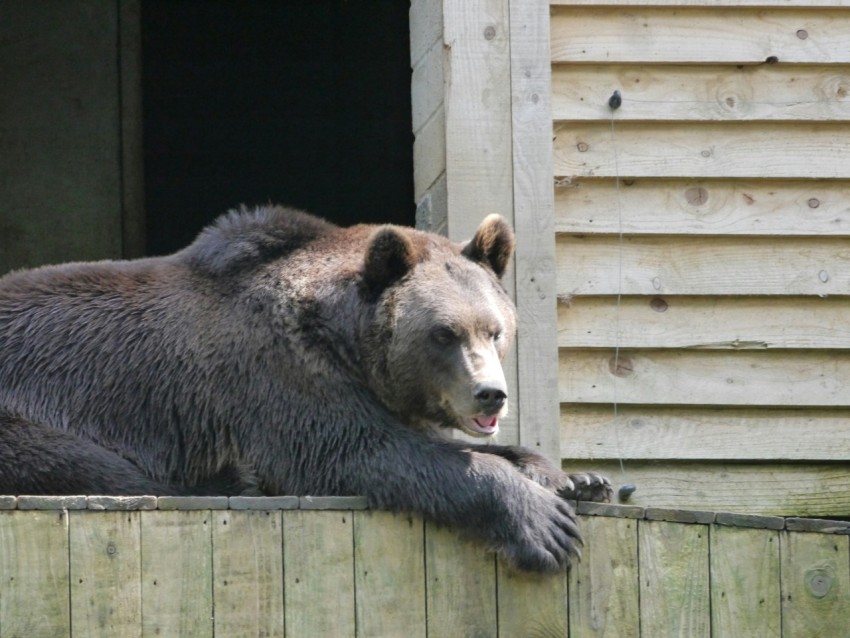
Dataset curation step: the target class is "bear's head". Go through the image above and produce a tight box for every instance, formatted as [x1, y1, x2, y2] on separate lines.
[361, 215, 517, 438]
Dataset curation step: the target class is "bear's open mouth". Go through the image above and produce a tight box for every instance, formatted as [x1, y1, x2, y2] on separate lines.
[464, 415, 499, 437]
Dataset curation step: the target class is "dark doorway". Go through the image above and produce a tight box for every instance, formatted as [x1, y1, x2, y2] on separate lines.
[141, 1, 414, 256]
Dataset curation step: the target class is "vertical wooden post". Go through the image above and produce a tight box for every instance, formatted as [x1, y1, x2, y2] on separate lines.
[508, 0, 560, 463]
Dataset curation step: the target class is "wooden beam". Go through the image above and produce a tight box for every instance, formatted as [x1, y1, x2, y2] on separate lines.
[561, 461, 850, 517]
[552, 64, 850, 123]
[556, 235, 850, 296]
[555, 179, 850, 236]
[560, 405, 850, 461]
[554, 122, 850, 179]
[551, 7, 850, 64]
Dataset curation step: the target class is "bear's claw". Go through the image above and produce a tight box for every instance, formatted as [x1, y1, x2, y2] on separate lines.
[558, 472, 613, 503]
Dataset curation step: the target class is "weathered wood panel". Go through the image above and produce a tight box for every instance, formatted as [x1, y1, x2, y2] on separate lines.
[561, 462, 850, 516]
[425, 522, 498, 637]
[639, 520, 710, 637]
[0, 506, 848, 635]
[560, 349, 850, 407]
[554, 179, 850, 236]
[551, 7, 850, 64]
[552, 64, 850, 122]
[69, 511, 142, 638]
[711, 525, 781, 637]
[283, 510, 355, 637]
[556, 235, 850, 296]
[554, 122, 850, 179]
[0, 511, 70, 638]
[560, 405, 850, 461]
[568, 515, 640, 638]
[213, 510, 284, 638]
[353, 511, 426, 638]
[552, 0, 850, 7]
[140, 510, 213, 637]
[558, 296, 850, 349]
[780, 530, 850, 637]
[510, 0, 560, 462]
[498, 559, 569, 637]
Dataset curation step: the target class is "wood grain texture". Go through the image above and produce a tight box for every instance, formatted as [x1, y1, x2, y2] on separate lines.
[0, 511, 70, 638]
[568, 515, 639, 638]
[554, 122, 850, 179]
[425, 522, 498, 637]
[711, 526, 781, 637]
[509, 0, 559, 462]
[69, 511, 142, 638]
[551, 7, 850, 64]
[283, 510, 355, 638]
[639, 520, 710, 638]
[213, 510, 284, 638]
[353, 511, 426, 638]
[563, 461, 850, 516]
[558, 296, 850, 349]
[552, 64, 850, 122]
[559, 348, 850, 407]
[780, 530, 850, 637]
[554, 179, 850, 236]
[560, 405, 850, 461]
[140, 510, 213, 637]
[552, 0, 849, 6]
[556, 235, 850, 296]
[497, 561, 568, 638]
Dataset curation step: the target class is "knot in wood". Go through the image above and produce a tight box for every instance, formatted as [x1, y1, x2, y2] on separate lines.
[609, 355, 634, 378]
[483, 25, 496, 40]
[805, 569, 833, 598]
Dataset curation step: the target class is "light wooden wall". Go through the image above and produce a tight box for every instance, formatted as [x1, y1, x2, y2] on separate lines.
[410, 0, 561, 462]
[551, 1, 850, 515]
[1, 497, 848, 637]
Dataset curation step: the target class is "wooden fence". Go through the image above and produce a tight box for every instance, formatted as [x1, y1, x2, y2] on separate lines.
[0, 496, 848, 637]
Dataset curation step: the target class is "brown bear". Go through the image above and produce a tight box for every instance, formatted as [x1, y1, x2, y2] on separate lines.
[0, 206, 610, 572]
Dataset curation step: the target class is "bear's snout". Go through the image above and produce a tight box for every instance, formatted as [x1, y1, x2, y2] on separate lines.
[473, 382, 507, 416]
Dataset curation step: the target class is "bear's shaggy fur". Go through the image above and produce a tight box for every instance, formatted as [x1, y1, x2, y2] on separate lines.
[0, 206, 609, 572]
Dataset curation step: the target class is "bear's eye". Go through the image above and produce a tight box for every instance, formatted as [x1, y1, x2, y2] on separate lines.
[432, 327, 458, 345]
[490, 329, 502, 342]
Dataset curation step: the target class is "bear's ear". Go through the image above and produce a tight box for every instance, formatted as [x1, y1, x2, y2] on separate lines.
[461, 214, 515, 279]
[363, 226, 419, 292]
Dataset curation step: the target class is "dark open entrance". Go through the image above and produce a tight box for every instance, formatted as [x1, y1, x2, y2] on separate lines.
[141, 0, 414, 256]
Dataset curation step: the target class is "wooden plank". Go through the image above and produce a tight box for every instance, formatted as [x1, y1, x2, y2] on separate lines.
[556, 235, 850, 296]
[0, 0, 123, 273]
[140, 510, 212, 637]
[710, 526, 781, 637]
[212, 510, 284, 638]
[560, 405, 850, 461]
[552, 64, 850, 122]
[560, 349, 850, 407]
[510, 0, 559, 462]
[780, 530, 850, 637]
[568, 515, 639, 638]
[283, 510, 355, 638]
[353, 511, 426, 638]
[558, 296, 850, 349]
[70, 511, 142, 638]
[409, 0, 443, 67]
[553, 122, 850, 179]
[443, 0, 519, 447]
[497, 561, 568, 637]
[413, 104, 446, 202]
[562, 461, 850, 517]
[638, 520, 710, 638]
[554, 179, 850, 236]
[551, 7, 850, 64]
[0, 511, 70, 637]
[119, 0, 145, 259]
[425, 522, 497, 637]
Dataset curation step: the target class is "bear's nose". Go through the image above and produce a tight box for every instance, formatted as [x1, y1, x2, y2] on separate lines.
[474, 383, 507, 415]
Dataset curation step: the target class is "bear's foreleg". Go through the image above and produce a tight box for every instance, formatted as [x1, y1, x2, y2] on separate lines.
[343, 432, 584, 573]
[462, 443, 613, 504]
